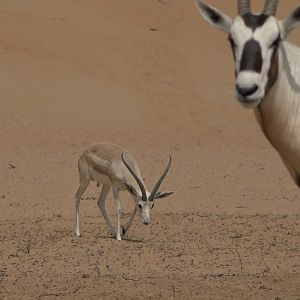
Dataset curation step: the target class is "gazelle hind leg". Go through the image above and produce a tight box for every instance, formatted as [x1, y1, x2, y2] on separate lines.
[75, 156, 90, 237]
[97, 184, 117, 237]
[75, 179, 90, 237]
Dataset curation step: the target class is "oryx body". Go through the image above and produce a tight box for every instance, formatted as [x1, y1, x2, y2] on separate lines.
[75, 142, 173, 240]
[196, 0, 300, 186]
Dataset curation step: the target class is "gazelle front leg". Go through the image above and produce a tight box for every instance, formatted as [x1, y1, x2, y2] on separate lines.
[97, 184, 117, 237]
[121, 206, 137, 235]
[112, 186, 123, 241]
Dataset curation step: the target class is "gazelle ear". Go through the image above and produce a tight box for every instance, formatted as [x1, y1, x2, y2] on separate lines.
[124, 183, 138, 197]
[195, 1, 232, 33]
[154, 191, 174, 199]
[281, 6, 300, 39]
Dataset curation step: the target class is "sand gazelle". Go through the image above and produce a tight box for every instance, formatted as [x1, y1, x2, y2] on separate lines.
[75, 142, 173, 240]
[195, 0, 300, 186]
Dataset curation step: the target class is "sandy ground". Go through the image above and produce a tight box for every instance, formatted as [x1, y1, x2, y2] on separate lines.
[0, 0, 299, 299]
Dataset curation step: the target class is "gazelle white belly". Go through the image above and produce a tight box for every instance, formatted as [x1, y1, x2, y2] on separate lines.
[90, 169, 111, 185]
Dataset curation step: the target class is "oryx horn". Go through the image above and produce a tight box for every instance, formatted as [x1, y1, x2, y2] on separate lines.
[121, 152, 147, 201]
[238, 0, 251, 15]
[263, 0, 279, 16]
[148, 155, 172, 202]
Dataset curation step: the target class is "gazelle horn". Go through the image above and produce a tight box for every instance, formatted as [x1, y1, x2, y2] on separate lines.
[121, 153, 147, 201]
[148, 155, 172, 202]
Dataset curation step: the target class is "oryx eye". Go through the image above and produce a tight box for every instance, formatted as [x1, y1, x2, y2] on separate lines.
[150, 202, 154, 209]
[270, 36, 280, 49]
[138, 203, 143, 210]
[228, 36, 236, 49]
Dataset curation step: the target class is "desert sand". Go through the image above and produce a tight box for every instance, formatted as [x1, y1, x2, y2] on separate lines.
[0, 0, 299, 299]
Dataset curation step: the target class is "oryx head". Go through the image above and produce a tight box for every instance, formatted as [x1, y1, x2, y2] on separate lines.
[196, 0, 300, 108]
[121, 153, 173, 225]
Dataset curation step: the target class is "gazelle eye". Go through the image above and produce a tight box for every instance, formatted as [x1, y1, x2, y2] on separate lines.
[138, 203, 143, 210]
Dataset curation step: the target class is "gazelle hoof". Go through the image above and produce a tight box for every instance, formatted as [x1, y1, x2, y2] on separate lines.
[121, 226, 127, 235]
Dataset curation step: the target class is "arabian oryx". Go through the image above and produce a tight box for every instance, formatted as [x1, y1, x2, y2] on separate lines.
[196, 0, 300, 186]
[75, 142, 173, 240]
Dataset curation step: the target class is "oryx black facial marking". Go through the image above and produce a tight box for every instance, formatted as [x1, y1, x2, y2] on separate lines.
[228, 35, 237, 77]
[242, 13, 269, 31]
[228, 35, 237, 67]
[240, 39, 263, 73]
[266, 40, 279, 92]
[270, 35, 280, 49]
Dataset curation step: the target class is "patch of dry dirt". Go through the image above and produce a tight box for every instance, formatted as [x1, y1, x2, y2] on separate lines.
[1, 212, 299, 299]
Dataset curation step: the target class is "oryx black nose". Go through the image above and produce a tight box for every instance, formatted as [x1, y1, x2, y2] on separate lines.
[236, 84, 258, 97]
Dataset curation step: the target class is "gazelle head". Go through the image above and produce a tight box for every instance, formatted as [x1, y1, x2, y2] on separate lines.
[196, 0, 300, 108]
[121, 153, 173, 225]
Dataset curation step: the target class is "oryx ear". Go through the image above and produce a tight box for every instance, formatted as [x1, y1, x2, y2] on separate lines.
[124, 183, 138, 197]
[281, 6, 300, 39]
[195, 1, 232, 33]
[154, 191, 174, 199]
